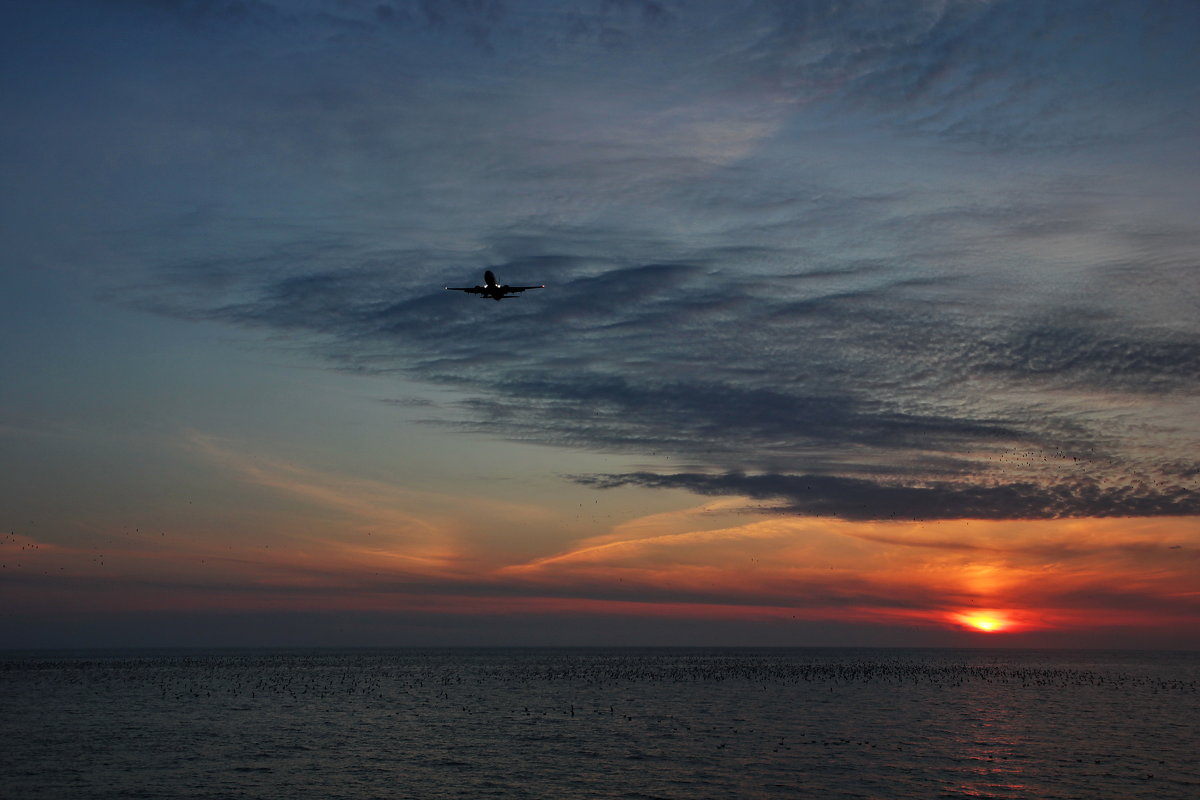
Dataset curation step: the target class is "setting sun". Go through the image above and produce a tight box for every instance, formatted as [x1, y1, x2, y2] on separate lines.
[956, 612, 1010, 633]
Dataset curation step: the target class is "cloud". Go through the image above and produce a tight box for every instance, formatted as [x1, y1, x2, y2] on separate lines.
[974, 316, 1200, 391]
[126, 212, 1200, 519]
[764, 0, 1200, 147]
[486, 511, 1200, 628]
[11, 0, 1198, 522]
[574, 471, 1200, 521]
[184, 433, 562, 572]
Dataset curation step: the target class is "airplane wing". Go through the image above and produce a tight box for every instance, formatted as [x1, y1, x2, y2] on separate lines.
[445, 282, 544, 299]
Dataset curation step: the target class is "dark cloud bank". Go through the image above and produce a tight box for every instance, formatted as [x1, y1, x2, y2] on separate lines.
[145, 247, 1200, 521]
[576, 472, 1200, 522]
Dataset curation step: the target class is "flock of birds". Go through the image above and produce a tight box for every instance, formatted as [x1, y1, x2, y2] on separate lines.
[7, 651, 1196, 703]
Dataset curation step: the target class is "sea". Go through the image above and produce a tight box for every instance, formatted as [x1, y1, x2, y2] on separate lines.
[1, 648, 1196, 799]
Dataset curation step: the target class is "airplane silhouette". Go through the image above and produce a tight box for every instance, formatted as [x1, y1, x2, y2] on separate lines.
[446, 270, 545, 301]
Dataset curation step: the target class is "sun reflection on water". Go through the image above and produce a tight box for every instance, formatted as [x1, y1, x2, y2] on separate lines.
[952, 693, 1031, 798]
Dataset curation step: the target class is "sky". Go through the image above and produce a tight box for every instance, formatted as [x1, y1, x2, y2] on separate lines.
[2, 0, 1198, 649]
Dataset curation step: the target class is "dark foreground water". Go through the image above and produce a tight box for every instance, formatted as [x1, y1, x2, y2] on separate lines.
[1, 648, 1196, 799]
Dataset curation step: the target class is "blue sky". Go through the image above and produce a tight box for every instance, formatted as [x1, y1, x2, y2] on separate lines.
[2, 0, 1198, 648]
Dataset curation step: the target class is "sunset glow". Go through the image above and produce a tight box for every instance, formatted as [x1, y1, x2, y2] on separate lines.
[956, 613, 1011, 633]
[2, 1, 1199, 649]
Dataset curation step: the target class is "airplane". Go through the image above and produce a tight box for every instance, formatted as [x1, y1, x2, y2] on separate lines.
[445, 270, 545, 301]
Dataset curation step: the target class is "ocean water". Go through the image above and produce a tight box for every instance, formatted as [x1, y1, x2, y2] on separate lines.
[1, 648, 1196, 799]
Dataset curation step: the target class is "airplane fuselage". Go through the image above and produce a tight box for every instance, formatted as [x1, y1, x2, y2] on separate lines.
[480, 270, 505, 301]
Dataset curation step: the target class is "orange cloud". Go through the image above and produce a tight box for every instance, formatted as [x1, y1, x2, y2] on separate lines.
[6, 442, 1197, 640]
[496, 508, 1200, 632]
